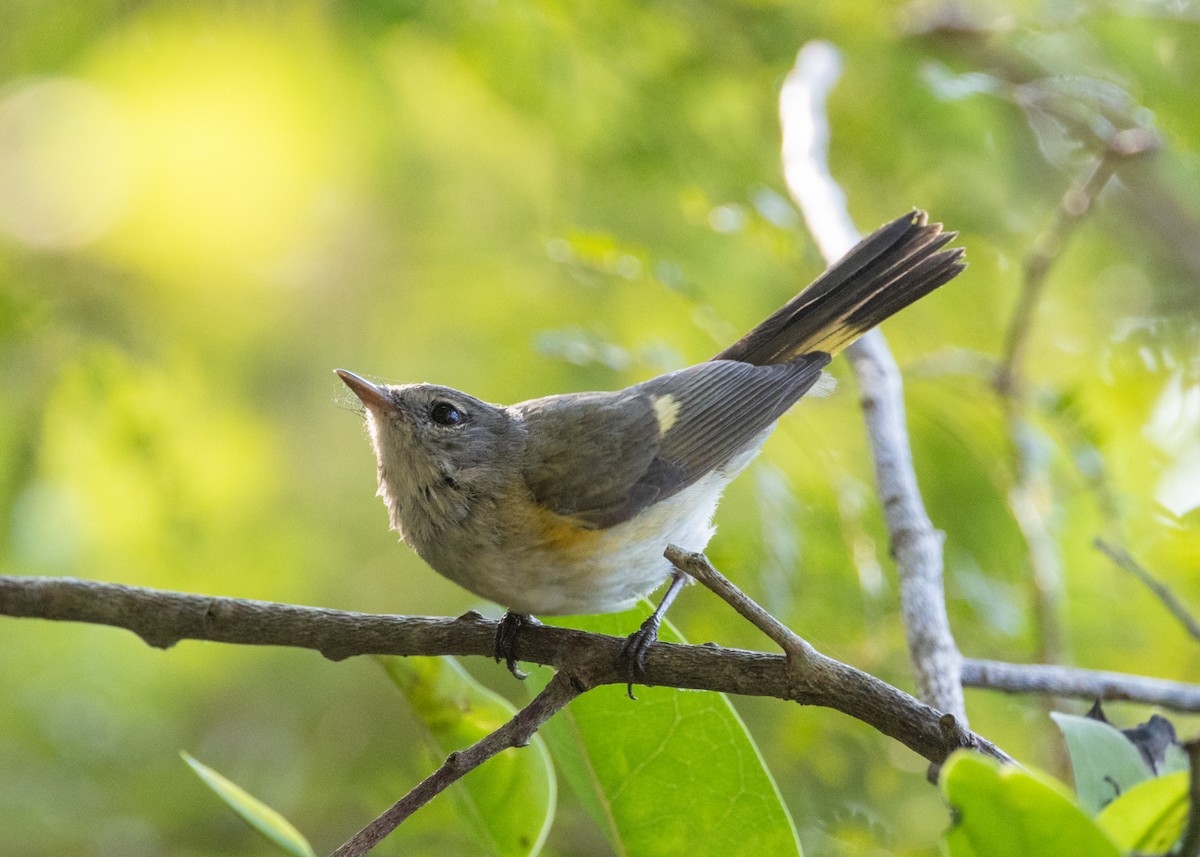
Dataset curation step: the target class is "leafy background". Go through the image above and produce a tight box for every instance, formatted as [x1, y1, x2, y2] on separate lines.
[2, 1, 1198, 855]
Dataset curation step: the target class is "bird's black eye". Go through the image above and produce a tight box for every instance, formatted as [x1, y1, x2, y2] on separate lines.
[429, 401, 464, 426]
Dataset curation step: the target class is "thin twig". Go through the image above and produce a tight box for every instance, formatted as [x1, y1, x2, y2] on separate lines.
[1006, 446, 1070, 669]
[1181, 739, 1200, 857]
[779, 40, 966, 723]
[996, 158, 1121, 672]
[995, 150, 1127, 396]
[665, 545, 815, 664]
[1095, 538, 1200, 643]
[330, 670, 586, 857]
[961, 659, 1200, 712]
[994, 128, 1158, 674]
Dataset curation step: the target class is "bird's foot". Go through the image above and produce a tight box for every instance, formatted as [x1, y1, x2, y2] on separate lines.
[494, 611, 536, 679]
[616, 613, 662, 700]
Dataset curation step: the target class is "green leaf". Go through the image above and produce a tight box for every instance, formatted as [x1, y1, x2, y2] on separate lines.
[180, 751, 315, 857]
[1050, 712, 1152, 814]
[379, 656, 555, 857]
[1095, 771, 1188, 854]
[1161, 743, 1191, 776]
[528, 605, 801, 857]
[940, 752, 1122, 857]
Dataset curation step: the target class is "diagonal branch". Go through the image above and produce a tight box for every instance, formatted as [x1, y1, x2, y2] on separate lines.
[995, 130, 1158, 672]
[778, 40, 966, 723]
[666, 545, 816, 664]
[995, 146, 1134, 397]
[668, 546, 986, 775]
[330, 670, 587, 857]
[1095, 537, 1200, 643]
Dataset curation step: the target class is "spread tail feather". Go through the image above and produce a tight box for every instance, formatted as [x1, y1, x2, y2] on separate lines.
[714, 210, 966, 366]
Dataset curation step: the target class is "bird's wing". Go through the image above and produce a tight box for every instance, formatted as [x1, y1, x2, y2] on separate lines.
[515, 355, 830, 528]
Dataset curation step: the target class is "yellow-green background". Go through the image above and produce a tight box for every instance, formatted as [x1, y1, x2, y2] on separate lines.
[2, 1, 1198, 854]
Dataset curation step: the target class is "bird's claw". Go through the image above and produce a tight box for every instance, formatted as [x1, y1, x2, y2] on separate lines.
[617, 614, 662, 700]
[494, 611, 533, 679]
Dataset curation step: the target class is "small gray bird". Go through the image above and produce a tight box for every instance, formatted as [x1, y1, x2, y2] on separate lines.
[338, 210, 965, 678]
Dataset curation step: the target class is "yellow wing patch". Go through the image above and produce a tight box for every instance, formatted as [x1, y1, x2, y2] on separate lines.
[651, 394, 681, 434]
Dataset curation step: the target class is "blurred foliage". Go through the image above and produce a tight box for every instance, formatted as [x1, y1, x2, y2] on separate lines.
[941, 714, 1191, 857]
[2, 0, 1199, 855]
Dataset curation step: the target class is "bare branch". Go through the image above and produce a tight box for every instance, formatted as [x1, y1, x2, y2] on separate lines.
[330, 670, 586, 857]
[995, 148, 1130, 396]
[995, 129, 1158, 672]
[778, 40, 966, 723]
[669, 546, 1001, 778]
[0, 573, 496, 660]
[1095, 538, 1200, 643]
[666, 545, 815, 664]
[961, 658, 1200, 712]
[1, 573, 1015, 764]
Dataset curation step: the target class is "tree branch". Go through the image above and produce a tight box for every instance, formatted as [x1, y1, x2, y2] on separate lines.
[1095, 537, 1200, 643]
[995, 129, 1158, 673]
[961, 659, 1200, 712]
[995, 146, 1133, 396]
[330, 670, 586, 857]
[778, 40, 966, 723]
[667, 544, 816, 664]
[995, 157, 1120, 672]
[2, 574, 1014, 764]
[8, 570, 1200, 773]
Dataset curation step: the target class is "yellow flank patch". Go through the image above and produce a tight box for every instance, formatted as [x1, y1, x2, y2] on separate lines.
[533, 506, 601, 554]
[651, 394, 681, 434]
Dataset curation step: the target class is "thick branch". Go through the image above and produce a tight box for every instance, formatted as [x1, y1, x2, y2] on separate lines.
[4, 574, 1006, 764]
[7, 573, 1200, 777]
[0, 573, 493, 661]
[779, 40, 966, 723]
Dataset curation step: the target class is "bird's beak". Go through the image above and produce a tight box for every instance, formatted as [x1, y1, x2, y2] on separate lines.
[335, 369, 392, 412]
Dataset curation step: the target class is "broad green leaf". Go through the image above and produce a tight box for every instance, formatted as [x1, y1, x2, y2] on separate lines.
[529, 605, 801, 857]
[1050, 712, 1152, 814]
[379, 656, 555, 857]
[940, 752, 1122, 857]
[180, 751, 315, 857]
[1095, 771, 1188, 854]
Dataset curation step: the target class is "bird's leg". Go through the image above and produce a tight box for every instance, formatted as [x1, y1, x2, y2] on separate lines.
[618, 568, 690, 698]
[494, 611, 537, 679]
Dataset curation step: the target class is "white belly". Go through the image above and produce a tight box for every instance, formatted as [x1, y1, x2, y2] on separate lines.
[442, 471, 731, 616]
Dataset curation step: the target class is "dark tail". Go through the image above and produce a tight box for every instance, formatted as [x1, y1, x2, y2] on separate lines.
[714, 210, 966, 366]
